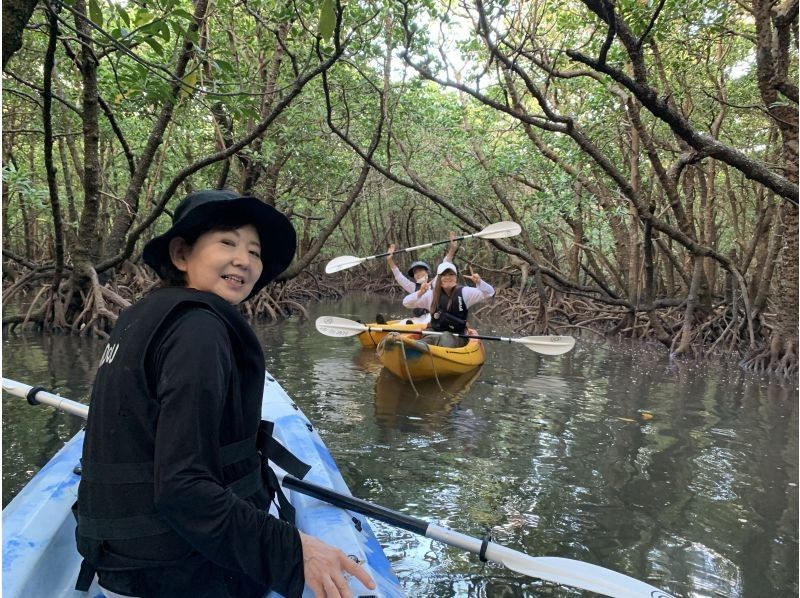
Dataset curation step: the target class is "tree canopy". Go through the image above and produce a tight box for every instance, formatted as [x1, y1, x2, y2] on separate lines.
[2, 0, 797, 375]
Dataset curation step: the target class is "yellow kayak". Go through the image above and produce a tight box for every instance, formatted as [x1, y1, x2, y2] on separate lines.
[376, 331, 485, 381]
[357, 319, 428, 348]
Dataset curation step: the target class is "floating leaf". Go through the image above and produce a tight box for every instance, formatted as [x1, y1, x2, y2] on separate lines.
[115, 4, 130, 27]
[135, 10, 154, 26]
[171, 8, 195, 20]
[158, 21, 171, 42]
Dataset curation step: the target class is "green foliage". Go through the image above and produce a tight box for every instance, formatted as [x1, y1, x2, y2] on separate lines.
[1, 0, 794, 308]
[2, 163, 48, 210]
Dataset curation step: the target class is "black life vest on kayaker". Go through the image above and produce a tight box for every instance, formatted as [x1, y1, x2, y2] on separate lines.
[412, 281, 429, 318]
[430, 285, 468, 334]
[74, 287, 308, 597]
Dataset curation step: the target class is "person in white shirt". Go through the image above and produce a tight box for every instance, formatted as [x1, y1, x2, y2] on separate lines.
[402, 261, 494, 347]
[381, 233, 458, 324]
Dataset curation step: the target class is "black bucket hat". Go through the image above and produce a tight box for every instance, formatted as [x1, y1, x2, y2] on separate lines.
[143, 190, 296, 299]
[406, 260, 432, 279]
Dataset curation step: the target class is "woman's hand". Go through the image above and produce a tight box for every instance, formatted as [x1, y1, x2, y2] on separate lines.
[386, 244, 396, 268]
[300, 532, 376, 597]
[417, 281, 430, 296]
[464, 266, 481, 285]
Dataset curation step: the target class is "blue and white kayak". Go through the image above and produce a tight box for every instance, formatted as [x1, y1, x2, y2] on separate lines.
[1, 375, 404, 598]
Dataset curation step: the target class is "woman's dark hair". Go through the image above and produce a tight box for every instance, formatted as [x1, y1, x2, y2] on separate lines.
[429, 266, 458, 316]
[429, 274, 445, 317]
[156, 212, 258, 288]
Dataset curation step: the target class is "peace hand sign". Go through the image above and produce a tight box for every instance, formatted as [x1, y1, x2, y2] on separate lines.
[464, 265, 481, 285]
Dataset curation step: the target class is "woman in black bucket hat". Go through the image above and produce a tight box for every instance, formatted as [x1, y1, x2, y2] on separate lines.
[75, 190, 375, 597]
[142, 189, 296, 298]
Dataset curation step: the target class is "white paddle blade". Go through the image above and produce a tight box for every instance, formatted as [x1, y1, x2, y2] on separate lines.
[476, 221, 522, 239]
[426, 524, 670, 597]
[315, 316, 368, 337]
[496, 550, 674, 598]
[515, 335, 576, 355]
[325, 255, 365, 274]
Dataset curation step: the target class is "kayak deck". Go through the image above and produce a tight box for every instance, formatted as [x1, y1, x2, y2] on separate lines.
[2, 372, 403, 598]
[357, 318, 428, 348]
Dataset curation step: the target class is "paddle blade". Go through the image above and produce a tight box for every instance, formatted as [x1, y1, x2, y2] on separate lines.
[476, 221, 522, 239]
[315, 316, 367, 337]
[325, 255, 365, 274]
[497, 550, 673, 598]
[515, 335, 576, 355]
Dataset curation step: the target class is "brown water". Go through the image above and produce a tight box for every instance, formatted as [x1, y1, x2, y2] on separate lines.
[3, 294, 797, 597]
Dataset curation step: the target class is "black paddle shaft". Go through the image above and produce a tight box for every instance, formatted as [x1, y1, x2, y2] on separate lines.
[365, 327, 511, 343]
[371, 238, 458, 259]
[282, 475, 429, 536]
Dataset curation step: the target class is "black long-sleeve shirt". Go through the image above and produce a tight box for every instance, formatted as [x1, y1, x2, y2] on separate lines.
[150, 308, 303, 594]
[79, 290, 304, 598]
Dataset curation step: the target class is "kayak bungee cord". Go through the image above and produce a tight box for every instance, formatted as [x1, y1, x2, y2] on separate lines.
[426, 337, 445, 392]
[398, 334, 421, 395]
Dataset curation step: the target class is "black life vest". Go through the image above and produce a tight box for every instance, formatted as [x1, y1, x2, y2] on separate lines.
[430, 285, 468, 334]
[412, 281, 429, 318]
[74, 287, 308, 597]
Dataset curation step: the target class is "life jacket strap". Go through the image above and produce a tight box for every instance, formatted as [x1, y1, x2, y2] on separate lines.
[257, 420, 311, 479]
[75, 558, 96, 592]
[257, 420, 311, 526]
[78, 512, 174, 540]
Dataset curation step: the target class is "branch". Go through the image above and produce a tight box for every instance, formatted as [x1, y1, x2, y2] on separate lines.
[95, 27, 350, 272]
[566, 48, 799, 204]
[42, 1, 66, 285]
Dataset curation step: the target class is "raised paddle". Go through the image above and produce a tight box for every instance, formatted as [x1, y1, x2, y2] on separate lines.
[315, 316, 576, 356]
[325, 221, 522, 274]
[2, 378, 672, 598]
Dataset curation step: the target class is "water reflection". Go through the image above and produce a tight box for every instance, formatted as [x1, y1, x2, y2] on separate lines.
[2, 332, 103, 505]
[2, 295, 798, 597]
[351, 348, 384, 375]
[373, 368, 481, 432]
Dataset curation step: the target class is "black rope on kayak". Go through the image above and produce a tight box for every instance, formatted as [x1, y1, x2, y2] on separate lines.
[26, 386, 47, 406]
[426, 341, 444, 392]
[392, 332, 419, 396]
[398, 336, 420, 396]
[377, 334, 419, 396]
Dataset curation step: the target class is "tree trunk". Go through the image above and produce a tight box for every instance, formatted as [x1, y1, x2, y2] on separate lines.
[744, 0, 799, 374]
[673, 255, 704, 356]
[69, 0, 102, 287]
[42, 5, 65, 287]
[2, 0, 38, 69]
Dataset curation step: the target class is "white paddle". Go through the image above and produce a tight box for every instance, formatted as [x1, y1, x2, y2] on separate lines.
[315, 316, 576, 356]
[325, 221, 522, 274]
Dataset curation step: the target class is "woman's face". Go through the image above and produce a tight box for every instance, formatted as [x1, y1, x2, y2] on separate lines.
[412, 268, 429, 284]
[169, 225, 263, 305]
[439, 270, 457, 291]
